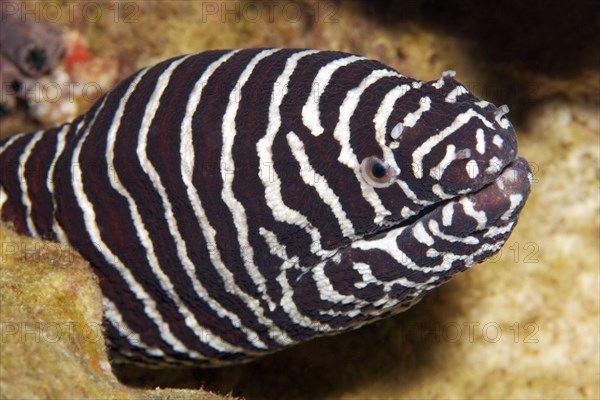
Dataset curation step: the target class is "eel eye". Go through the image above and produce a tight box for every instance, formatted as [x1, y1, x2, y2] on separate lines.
[360, 156, 397, 188]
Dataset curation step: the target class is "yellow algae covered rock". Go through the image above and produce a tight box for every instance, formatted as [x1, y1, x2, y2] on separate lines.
[0, 225, 229, 400]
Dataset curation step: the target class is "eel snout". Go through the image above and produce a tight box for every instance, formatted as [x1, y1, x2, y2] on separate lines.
[466, 156, 533, 228]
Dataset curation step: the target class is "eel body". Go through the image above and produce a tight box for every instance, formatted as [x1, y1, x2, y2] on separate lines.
[0, 49, 532, 366]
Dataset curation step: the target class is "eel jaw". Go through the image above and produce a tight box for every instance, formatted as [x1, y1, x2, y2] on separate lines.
[356, 155, 532, 289]
[361, 156, 531, 263]
[290, 157, 531, 333]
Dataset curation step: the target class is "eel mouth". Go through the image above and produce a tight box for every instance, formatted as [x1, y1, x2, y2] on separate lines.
[368, 156, 533, 240]
[343, 156, 533, 290]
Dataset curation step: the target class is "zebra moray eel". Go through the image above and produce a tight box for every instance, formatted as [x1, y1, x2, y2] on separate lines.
[0, 49, 532, 367]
